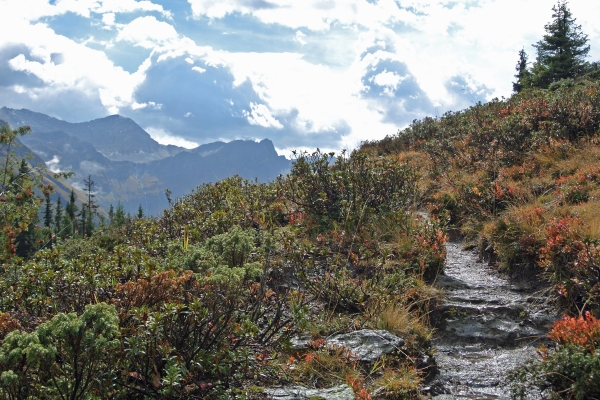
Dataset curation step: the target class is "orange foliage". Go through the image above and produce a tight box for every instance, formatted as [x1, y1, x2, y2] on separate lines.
[114, 270, 194, 315]
[549, 312, 600, 354]
[0, 312, 22, 339]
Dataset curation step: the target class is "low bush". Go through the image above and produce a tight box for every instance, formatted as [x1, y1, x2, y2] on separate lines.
[509, 313, 600, 399]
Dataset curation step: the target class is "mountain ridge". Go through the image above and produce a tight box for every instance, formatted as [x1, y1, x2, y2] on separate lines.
[0, 108, 291, 215]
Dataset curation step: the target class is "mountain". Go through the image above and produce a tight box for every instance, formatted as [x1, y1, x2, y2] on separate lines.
[0, 108, 291, 216]
[148, 138, 289, 198]
[0, 107, 184, 163]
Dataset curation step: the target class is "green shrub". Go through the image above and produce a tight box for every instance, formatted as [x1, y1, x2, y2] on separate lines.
[0, 303, 119, 399]
[282, 149, 416, 234]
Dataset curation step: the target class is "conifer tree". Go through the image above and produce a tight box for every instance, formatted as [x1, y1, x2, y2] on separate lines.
[513, 49, 532, 93]
[83, 175, 98, 236]
[79, 206, 87, 237]
[43, 194, 53, 228]
[114, 202, 126, 228]
[108, 204, 114, 226]
[54, 197, 63, 235]
[137, 204, 144, 219]
[65, 189, 78, 237]
[531, 1, 589, 87]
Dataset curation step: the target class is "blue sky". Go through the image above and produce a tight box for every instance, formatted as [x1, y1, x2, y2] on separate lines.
[1, 0, 599, 155]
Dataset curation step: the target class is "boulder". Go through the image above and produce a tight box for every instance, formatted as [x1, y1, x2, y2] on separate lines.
[265, 385, 355, 400]
[327, 329, 404, 362]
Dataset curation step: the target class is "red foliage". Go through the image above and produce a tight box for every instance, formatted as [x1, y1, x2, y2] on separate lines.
[549, 312, 600, 354]
[346, 375, 372, 400]
[0, 312, 22, 340]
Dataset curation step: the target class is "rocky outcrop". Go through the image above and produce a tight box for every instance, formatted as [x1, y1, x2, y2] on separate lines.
[327, 330, 405, 363]
[265, 385, 355, 400]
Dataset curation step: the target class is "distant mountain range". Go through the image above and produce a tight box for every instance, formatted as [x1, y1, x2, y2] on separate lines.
[0, 107, 291, 215]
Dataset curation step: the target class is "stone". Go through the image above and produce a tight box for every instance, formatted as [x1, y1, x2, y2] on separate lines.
[326, 329, 404, 362]
[289, 336, 312, 351]
[265, 385, 355, 400]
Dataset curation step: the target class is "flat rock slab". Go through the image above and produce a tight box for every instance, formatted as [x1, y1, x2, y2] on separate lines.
[265, 385, 355, 400]
[327, 329, 404, 362]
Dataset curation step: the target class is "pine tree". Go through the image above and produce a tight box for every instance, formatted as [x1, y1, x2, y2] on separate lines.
[54, 197, 63, 235]
[83, 175, 98, 236]
[114, 202, 126, 228]
[513, 49, 532, 93]
[43, 194, 53, 228]
[79, 206, 87, 237]
[98, 214, 107, 228]
[137, 204, 144, 219]
[108, 204, 114, 226]
[65, 189, 78, 237]
[531, 1, 589, 87]
[10, 159, 30, 191]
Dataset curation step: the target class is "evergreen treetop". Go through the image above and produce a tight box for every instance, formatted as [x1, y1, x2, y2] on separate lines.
[513, 49, 532, 93]
[531, 0, 589, 87]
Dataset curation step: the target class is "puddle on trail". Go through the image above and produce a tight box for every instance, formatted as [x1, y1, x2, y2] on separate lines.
[428, 242, 559, 399]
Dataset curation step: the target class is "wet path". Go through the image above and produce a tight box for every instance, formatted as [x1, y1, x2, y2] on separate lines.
[428, 242, 559, 398]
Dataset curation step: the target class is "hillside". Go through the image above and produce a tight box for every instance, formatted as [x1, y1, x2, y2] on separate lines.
[0, 123, 444, 398]
[362, 79, 600, 398]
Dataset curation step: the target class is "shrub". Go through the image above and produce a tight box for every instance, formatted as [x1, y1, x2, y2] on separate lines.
[0, 303, 119, 399]
[539, 217, 600, 312]
[510, 313, 600, 399]
[549, 312, 600, 354]
[281, 149, 416, 234]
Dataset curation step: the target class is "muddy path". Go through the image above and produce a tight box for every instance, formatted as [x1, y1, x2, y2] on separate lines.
[427, 242, 559, 399]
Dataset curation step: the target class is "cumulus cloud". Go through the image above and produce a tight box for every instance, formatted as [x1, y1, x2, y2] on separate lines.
[131, 101, 162, 110]
[94, 0, 171, 17]
[0, 15, 153, 115]
[117, 16, 179, 48]
[0, 0, 170, 23]
[46, 155, 62, 173]
[294, 30, 307, 45]
[102, 12, 116, 27]
[187, 0, 412, 31]
[1, 0, 599, 155]
[370, 70, 407, 97]
[244, 103, 283, 129]
[145, 127, 199, 149]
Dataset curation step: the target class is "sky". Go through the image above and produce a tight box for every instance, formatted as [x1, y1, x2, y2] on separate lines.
[1, 0, 599, 155]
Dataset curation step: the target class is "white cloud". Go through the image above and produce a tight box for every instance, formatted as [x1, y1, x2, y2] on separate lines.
[0, 0, 170, 23]
[94, 0, 171, 17]
[117, 16, 178, 48]
[145, 127, 199, 149]
[102, 12, 116, 26]
[187, 0, 412, 31]
[0, 6, 154, 114]
[370, 70, 406, 97]
[131, 101, 162, 110]
[2, 0, 600, 154]
[294, 30, 307, 45]
[243, 102, 283, 129]
[46, 155, 62, 173]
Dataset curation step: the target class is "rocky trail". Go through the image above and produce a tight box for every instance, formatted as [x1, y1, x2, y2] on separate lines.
[428, 241, 559, 399]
